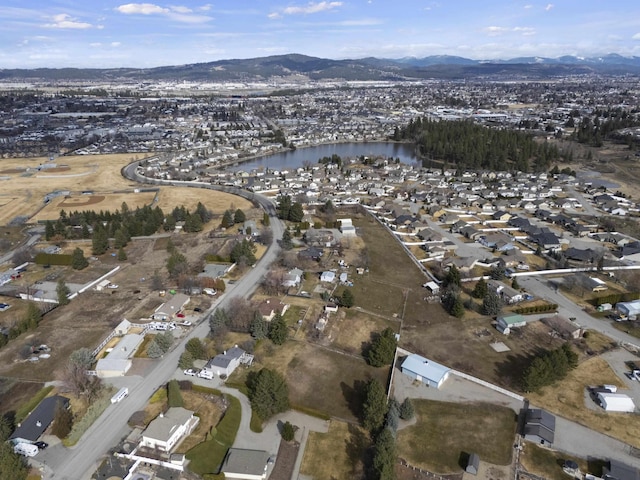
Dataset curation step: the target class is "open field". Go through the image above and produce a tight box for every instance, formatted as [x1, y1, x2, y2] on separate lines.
[328, 309, 398, 356]
[0, 154, 253, 225]
[230, 339, 390, 422]
[397, 399, 516, 473]
[526, 356, 640, 448]
[0, 379, 46, 418]
[300, 420, 368, 480]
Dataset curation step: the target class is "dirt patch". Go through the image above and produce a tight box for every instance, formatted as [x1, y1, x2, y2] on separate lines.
[269, 439, 299, 480]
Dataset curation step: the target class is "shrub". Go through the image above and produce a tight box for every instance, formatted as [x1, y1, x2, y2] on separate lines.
[281, 421, 295, 441]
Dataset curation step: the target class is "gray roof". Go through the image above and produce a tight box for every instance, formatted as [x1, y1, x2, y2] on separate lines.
[222, 448, 269, 476]
[10, 395, 69, 442]
[208, 347, 245, 369]
[143, 407, 194, 443]
[605, 460, 640, 480]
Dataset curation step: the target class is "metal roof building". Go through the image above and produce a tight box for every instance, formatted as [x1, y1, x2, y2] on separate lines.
[401, 353, 450, 389]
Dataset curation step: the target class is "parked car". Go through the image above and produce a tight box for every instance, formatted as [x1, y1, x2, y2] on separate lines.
[34, 441, 48, 450]
[176, 312, 185, 318]
[107, 284, 119, 289]
[193, 307, 202, 313]
[184, 369, 197, 376]
[179, 320, 192, 327]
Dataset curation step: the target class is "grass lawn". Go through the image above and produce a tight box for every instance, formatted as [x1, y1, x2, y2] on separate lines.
[300, 420, 369, 480]
[519, 443, 599, 480]
[175, 390, 223, 453]
[396, 399, 516, 473]
[231, 340, 390, 422]
[527, 356, 640, 448]
[612, 320, 640, 339]
[186, 393, 241, 476]
[330, 309, 398, 356]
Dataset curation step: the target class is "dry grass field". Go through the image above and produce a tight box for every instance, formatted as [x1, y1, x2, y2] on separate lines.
[396, 399, 516, 473]
[527, 356, 640, 448]
[328, 309, 399, 356]
[519, 444, 595, 480]
[300, 420, 368, 480]
[0, 154, 253, 225]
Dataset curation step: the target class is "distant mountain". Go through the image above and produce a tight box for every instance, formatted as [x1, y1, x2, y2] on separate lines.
[2, 53, 640, 82]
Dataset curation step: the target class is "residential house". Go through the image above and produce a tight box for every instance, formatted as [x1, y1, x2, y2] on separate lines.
[523, 409, 555, 445]
[140, 407, 199, 453]
[496, 314, 527, 335]
[529, 232, 561, 251]
[151, 293, 190, 321]
[10, 395, 70, 445]
[205, 346, 252, 377]
[298, 247, 323, 261]
[540, 315, 583, 340]
[282, 268, 304, 288]
[401, 353, 450, 389]
[256, 297, 289, 321]
[338, 218, 357, 237]
[221, 449, 270, 480]
[487, 280, 524, 304]
[604, 460, 640, 480]
[320, 271, 336, 283]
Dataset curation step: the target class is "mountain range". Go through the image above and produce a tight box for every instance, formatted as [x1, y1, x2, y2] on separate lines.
[2, 53, 640, 82]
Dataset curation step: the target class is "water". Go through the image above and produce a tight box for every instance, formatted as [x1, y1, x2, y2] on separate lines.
[227, 142, 419, 171]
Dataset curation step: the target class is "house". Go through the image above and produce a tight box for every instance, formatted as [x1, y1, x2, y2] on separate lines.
[588, 277, 608, 292]
[523, 409, 555, 445]
[204, 346, 252, 378]
[616, 300, 640, 320]
[221, 448, 270, 480]
[496, 314, 526, 335]
[325, 303, 338, 314]
[140, 407, 199, 453]
[487, 280, 523, 304]
[320, 271, 336, 283]
[604, 460, 640, 480]
[597, 392, 635, 413]
[304, 228, 338, 247]
[298, 247, 323, 261]
[401, 354, 450, 389]
[95, 333, 144, 377]
[152, 293, 190, 320]
[529, 232, 561, 251]
[338, 218, 357, 237]
[257, 297, 289, 321]
[422, 281, 440, 295]
[282, 268, 304, 288]
[10, 395, 70, 445]
[241, 220, 258, 236]
[540, 315, 583, 339]
[466, 453, 480, 475]
[199, 263, 234, 279]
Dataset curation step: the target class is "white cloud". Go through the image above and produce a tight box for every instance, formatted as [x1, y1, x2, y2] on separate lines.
[116, 3, 169, 15]
[111, 42, 122, 47]
[90, 42, 102, 47]
[269, 1, 342, 18]
[484, 26, 509, 36]
[545, 3, 554, 11]
[44, 13, 93, 29]
[338, 18, 383, 26]
[484, 26, 535, 37]
[523, 4, 533, 9]
[633, 33, 640, 40]
[169, 6, 192, 14]
[513, 27, 536, 36]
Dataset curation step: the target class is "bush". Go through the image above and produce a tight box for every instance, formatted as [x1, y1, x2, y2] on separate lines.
[399, 398, 414, 420]
[281, 421, 295, 441]
[167, 380, 184, 408]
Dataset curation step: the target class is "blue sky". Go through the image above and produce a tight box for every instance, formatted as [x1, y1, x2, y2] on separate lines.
[1, 1, 640, 68]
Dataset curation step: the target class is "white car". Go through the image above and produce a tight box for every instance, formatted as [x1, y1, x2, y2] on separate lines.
[179, 320, 192, 327]
[184, 369, 197, 376]
[107, 284, 119, 289]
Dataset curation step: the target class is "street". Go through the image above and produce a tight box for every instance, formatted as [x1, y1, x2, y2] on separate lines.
[41, 185, 283, 480]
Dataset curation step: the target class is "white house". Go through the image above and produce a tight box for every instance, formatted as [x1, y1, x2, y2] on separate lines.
[204, 346, 253, 377]
[221, 449, 270, 480]
[140, 407, 199, 453]
[320, 271, 336, 283]
[95, 333, 144, 377]
[338, 218, 357, 237]
[597, 393, 636, 413]
[401, 353, 450, 389]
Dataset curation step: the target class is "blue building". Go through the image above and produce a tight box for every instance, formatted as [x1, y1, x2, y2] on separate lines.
[401, 353, 450, 389]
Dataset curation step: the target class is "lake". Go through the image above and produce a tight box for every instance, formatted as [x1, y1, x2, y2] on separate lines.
[227, 142, 419, 171]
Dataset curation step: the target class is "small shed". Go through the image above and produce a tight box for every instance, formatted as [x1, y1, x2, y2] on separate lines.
[466, 453, 480, 475]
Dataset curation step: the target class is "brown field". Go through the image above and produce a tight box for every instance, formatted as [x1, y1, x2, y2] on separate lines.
[328, 309, 399, 356]
[0, 154, 254, 225]
[527, 356, 640, 448]
[300, 420, 368, 480]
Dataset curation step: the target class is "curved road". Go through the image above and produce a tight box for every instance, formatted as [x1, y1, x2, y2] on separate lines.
[43, 163, 284, 480]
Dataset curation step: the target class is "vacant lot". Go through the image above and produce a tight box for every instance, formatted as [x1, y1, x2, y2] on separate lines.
[300, 420, 369, 480]
[527, 355, 640, 448]
[0, 154, 253, 225]
[397, 399, 516, 473]
[519, 443, 597, 480]
[328, 309, 398, 356]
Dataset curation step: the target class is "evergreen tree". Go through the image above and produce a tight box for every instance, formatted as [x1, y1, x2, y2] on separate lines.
[209, 309, 229, 335]
[234, 209, 246, 224]
[71, 247, 88, 270]
[221, 210, 234, 228]
[185, 338, 207, 360]
[250, 312, 268, 340]
[45, 221, 55, 241]
[289, 202, 304, 222]
[367, 328, 397, 367]
[340, 289, 355, 308]
[443, 264, 461, 287]
[117, 247, 127, 261]
[56, 279, 70, 305]
[163, 214, 176, 232]
[511, 277, 520, 289]
[277, 195, 292, 220]
[167, 380, 184, 408]
[281, 230, 293, 250]
[114, 228, 128, 249]
[472, 278, 488, 298]
[178, 351, 194, 370]
[399, 398, 414, 420]
[91, 224, 109, 255]
[372, 428, 397, 480]
[281, 421, 295, 441]
[51, 400, 73, 439]
[482, 292, 503, 316]
[184, 213, 203, 232]
[247, 368, 290, 420]
[262, 212, 270, 226]
[0, 442, 28, 480]
[363, 379, 388, 432]
[268, 312, 288, 345]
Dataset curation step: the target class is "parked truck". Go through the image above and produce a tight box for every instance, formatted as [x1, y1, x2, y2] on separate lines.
[14, 442, 39, 457]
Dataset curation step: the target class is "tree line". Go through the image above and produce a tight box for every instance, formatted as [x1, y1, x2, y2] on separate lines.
[396, 117, 568, 172]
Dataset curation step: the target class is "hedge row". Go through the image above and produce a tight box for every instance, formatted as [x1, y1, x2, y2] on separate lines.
[34, 252, 73, 266]
[514, 303, 558, 315]
[589, 292, 640, 307]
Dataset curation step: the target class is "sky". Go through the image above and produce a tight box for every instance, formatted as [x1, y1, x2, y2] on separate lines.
[1, 1, 640, 69]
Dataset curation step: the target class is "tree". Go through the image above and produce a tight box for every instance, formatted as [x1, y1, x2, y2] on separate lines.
[281, 230, 293, 250]
[0, 441, 28, 480]
[91, 224, 109, 255]
[25, 302, 42, 330]
[167, 251, 188, 278]
[250, 312, 269, 340]
[472, 278, 488, 298]
[184, 213, 203, 232]
[511, 277, 520, 290]
[489, 266, 506, 280]
[281, 421, 295, 441]
[56, 278, 70, 305]
[117, 246, 127, 261]
[230, 239, 257, 265]
[69, 347, 94, 369]
[482, 292, 503, 316]
[45, 220, 55, 241]
[372, 428, 396, 480]
[51, 400, 73, 439]
[340, 289, 355, 308]
[0, 416, 12, 442]
[366, 328, 397, 367]
[167, 380, 184, 408]
[399, 398, 414, 420]
[221, 210, 234, 228]
[147, 340, 163, 359]
[289, 202, 304, 222]
[234, 209, 246, 224]
[185, 338, 207, 360]
[363, 379, 388, 432]
[114, 228, 129, 249]
[268, 312, 288, 345]
[71, 247, 88, 270]
[163, 214, 176, 232]
[209, 308, 229, 335]
[443, 264, 461, 287]
[247, 368, 290, 420]
[178, 350, 194, 370]
[262, 212, 270, 226]
[62, 357, 102, 403]
[277, 195, 292, 220]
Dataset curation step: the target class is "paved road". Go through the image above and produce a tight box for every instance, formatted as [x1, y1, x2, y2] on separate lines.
[42, 176, 284, 479]
[517, 275, 640, 348]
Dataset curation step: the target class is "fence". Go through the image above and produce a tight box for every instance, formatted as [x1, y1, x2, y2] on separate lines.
[451, 370, 524, 402]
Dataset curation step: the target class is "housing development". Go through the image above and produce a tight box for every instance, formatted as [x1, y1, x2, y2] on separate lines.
[1, 66, 640, 480]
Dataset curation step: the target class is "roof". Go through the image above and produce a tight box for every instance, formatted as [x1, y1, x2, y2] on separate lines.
[106, 334, 144, 359]
[526, 409, 556, 431]
[154, 293, 190, 315]
[222, 448, 269, 476]
[498, 314, 525, 326]
[95, 358, 132, 373]
[598, 392, 636, 411]
[143, 407, 194, 443]
[605, 461, 640, 480]
[401, 354, 450, 384]
[10, 395, 69, 442]
[209, 347, 245, 369]
[524, 424, 555, 444]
